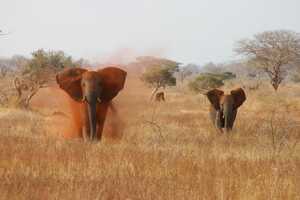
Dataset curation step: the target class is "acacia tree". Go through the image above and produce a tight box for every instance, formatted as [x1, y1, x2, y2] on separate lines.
[139, 56, 179, 99]
[235, 30, 300, 91]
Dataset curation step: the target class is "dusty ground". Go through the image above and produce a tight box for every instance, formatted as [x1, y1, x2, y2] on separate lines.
[0, 75, 300, 200]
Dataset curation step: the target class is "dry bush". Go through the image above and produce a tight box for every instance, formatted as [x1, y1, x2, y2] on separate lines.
[0, 76, 18, 107]
[0, 73, 50, 109]
[0, 76, 299, 200]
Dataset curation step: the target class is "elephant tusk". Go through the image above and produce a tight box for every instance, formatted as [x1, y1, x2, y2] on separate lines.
[97, 97, 102, 103]
[81, 96, 86, 102]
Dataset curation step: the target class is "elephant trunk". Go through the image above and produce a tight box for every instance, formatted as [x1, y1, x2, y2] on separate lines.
[223, 103, 233, 133]
[86, 94, 98, 141]
[215, 110, 223, 129]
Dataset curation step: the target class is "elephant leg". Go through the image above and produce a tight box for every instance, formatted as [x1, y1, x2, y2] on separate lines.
[209, 106, 223, 134]
[96, 102, 109, 141]
[209, 106, 216, 125]
[215, 111, 224, 128]
[215, 112, 224, 134]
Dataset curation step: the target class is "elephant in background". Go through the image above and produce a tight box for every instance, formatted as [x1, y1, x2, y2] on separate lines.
[155, 92, 165, 102]
[56, 66, 127, 141]
[205, 88, 246, 133]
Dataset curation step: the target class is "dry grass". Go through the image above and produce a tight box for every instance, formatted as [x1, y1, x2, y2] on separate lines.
[0, 76, 300, 200]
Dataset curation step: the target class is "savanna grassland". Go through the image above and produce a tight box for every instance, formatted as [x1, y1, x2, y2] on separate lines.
[0, 75, 300, 200]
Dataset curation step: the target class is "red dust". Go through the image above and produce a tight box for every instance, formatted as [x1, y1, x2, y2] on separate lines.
[30, 83, 126, 141]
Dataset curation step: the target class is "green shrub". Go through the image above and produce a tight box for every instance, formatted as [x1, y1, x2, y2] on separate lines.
[188, 75, 224, 92]
[188, 72, 235, 92]
[23, 49, 76, 74]
[139, 57, 179, 88]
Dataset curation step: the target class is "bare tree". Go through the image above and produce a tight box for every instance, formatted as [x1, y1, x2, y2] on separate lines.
[13, 75, 48, 108]
[235, 30, 300, 90]
[178, 64, 199, 83]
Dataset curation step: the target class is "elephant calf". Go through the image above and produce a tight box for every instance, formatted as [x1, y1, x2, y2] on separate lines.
[155, 92, 165, 102]
[205, 88, 246, 133]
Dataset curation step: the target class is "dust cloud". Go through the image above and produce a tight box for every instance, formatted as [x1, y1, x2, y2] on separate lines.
[93, 47, 167, 65]
[30, 85, 82, 139]
[30, 48, 163, 140]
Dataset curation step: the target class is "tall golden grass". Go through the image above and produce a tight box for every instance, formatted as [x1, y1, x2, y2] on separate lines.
[0, 75, 299, 200]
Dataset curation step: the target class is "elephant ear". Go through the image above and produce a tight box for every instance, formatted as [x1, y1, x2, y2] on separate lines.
[56, 67, 87, 101]
[231, 88, 246, 110]
[97, 67, 127, 101]
[206, 89, 224, 110]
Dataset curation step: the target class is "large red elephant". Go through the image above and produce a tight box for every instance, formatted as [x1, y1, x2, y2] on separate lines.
[56, 66, 127, 141]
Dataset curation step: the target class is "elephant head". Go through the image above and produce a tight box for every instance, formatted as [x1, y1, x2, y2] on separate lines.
[56, 66, 127, 141]
[206, 88, 246, 133]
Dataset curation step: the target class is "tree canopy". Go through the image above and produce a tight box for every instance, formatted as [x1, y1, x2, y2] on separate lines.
[24, 49, 75, 73]
[235, 30, 300, 90]
[188, 72, 236, 92]
[140, 57, 180, 88]
[139, 56, 180, 99]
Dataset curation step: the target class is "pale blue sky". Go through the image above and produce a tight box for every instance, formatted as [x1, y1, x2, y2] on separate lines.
[1, 0, 299, 64]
